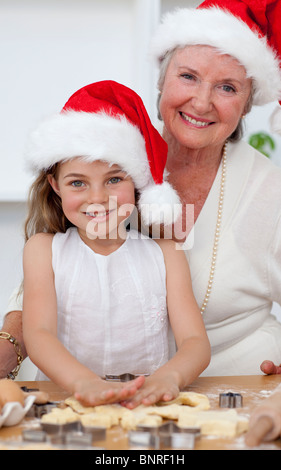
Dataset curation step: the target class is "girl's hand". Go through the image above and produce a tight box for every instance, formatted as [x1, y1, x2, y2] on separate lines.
[73, 375, 145, 407]
[121, 375, 180, 409]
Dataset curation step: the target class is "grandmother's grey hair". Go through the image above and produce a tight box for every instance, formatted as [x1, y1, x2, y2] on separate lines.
[156, 48, 254, 143]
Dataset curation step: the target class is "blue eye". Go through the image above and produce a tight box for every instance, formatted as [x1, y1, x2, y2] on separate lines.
[221, 85, 236, 94]
[109, 177, 121, 184]
[71, 180, 84, 187]
[181, 73, 195, 81]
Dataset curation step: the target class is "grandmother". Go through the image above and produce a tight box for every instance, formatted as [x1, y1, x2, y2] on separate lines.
[149, 0, 281, 376]
[1, 0, 281, 378]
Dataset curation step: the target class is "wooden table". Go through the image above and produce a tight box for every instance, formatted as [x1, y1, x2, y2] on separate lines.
[1, 375, 281, 451]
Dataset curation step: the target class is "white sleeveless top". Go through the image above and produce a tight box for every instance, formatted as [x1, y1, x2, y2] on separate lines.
[36, 228, 170, 380]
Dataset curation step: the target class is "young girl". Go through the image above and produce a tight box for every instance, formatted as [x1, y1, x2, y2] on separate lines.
[22, 80, 210, 408]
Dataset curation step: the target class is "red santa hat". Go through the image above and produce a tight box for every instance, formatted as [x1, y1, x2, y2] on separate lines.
[150, 0, 281, 133]
[25, 80, 181, 226]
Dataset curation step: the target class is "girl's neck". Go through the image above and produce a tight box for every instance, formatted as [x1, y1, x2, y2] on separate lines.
[77, 224, 128, 256]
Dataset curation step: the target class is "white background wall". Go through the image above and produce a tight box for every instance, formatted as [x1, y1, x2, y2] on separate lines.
[1, 0, 281, 379]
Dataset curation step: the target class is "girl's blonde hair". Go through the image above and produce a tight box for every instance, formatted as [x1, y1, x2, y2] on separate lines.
[24, 164, 73, 242]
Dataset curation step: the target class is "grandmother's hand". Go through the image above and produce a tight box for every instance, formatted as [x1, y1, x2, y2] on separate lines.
[260, 360, 281, 375]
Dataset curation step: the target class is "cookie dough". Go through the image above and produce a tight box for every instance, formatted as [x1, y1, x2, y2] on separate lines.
[158, 391, 210, 410]
[121, 409, 163, 430]
[40, 391, 248, 438]
[80, 412, 114, 429]
[62, 392, 210, 429]
[178, 409, 248, 438]
[41, 406, 79, 424]
[145, 404, 182, 420]
[65, 391, 210, 416]
[64, 396, 96, 414]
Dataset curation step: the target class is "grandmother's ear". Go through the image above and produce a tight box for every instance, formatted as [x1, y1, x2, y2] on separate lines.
[157, 92, 163, 121]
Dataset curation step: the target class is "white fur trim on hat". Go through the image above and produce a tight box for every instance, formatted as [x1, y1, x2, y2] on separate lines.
[150, 7, 281, 106]
[138, 181, 182, 226]
[25, 110, 153, 190]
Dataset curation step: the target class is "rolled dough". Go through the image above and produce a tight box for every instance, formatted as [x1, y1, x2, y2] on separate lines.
[40, 391, 248, 437]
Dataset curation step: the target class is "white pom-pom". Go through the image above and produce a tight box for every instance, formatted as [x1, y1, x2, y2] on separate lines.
[270, 105, 281, 135]
[138, 182, 181, 226]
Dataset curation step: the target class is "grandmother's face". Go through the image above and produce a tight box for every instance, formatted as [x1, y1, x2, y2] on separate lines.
[159, 45, 252, 151]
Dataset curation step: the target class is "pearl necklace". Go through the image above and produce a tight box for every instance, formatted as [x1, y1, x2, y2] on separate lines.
[200, 141, 227, 314]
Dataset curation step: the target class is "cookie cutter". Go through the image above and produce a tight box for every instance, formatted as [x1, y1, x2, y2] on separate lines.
[23, 421, 107, 449]
[27, 402, 63, 418]
[22, 429, 47, 443]
[219, 392, 243, 408]
[105, 373, 148, 382]
[40, 419, 106, 441]
[129, 420, 200, 450]
[61, 430, 93, 447]
[20, 386, 40, 393]
[105, 373, 137, 382]
[22, 427, 105, 449]
[40, 420, 80, 435]
[128, 429, 160, 449]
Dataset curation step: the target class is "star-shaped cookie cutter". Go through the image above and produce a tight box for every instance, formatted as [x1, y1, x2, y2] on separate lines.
[22, 426, 105, 449]
[128, 420, 200, 450]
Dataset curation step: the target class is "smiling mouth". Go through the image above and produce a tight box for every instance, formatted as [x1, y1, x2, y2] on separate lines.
[85, 210, 113, 219]
[180, 112, 214, 127]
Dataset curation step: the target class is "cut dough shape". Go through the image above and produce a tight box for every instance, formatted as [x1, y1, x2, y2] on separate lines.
[93, 404, 129, 426]
[120, 409, 163, 430]
[158, 391, 210, 410]
[41, 407, 79, 424]
[178, 409, 248, 438]
[80, 412, 113, 429]
[145, 404, 183, 420]
[62, 399, 128, 427]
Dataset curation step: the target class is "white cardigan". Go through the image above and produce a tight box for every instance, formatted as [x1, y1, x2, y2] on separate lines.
[185, 140, 281, 375]
[6, 140, 281, 376]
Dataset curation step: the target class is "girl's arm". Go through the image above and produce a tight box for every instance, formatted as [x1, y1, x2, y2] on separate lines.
[22, 233, 144, 404]
[123, 239, 211, 408]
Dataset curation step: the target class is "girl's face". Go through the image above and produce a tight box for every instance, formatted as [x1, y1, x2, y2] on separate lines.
[159, 45, 252, 151]
[48, 158, 136, 243]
